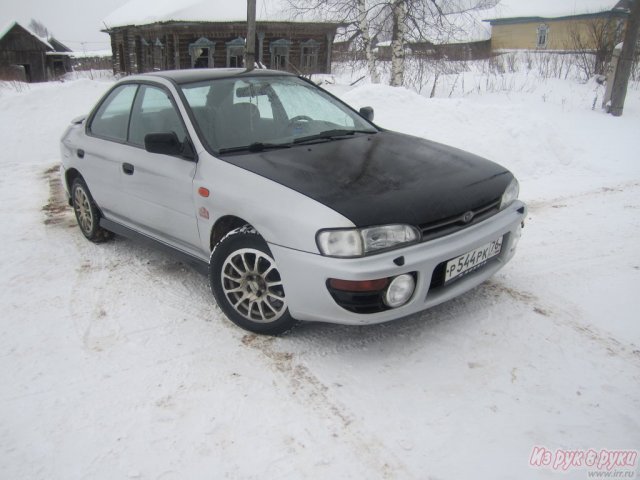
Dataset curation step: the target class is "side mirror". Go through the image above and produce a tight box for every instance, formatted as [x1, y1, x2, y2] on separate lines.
[144, 132, 195, 160]
[359, 106, 374, 122]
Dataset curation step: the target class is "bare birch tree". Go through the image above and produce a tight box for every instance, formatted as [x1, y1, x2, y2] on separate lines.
[358, 0, 380, 82]
[285, 0, 380, 81]
[567, 17, 622, 78]
[390, 0, 407, 86]
[380, 0, 499, 86]
[286, 0, 499, 87]
[28, 19, 50, 39]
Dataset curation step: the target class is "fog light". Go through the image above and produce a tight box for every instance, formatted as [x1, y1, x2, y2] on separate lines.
[384, 274, 415, 308]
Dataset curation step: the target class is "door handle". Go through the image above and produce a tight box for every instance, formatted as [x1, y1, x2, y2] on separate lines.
[122, 163, 134, 175]
[77, 149, 84, 158]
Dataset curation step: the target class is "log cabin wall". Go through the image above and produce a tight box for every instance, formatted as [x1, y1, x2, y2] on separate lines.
[107, 21, 338, 76]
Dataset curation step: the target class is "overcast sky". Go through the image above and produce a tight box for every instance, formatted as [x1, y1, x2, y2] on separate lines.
[0, 0, 130, 51]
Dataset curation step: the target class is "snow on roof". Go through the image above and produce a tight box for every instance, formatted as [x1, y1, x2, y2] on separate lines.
[485, 0, 621, 22]
[45, 49, 113, 58]
[0, 20, 53, 49]
[432, 9, 493, 44]
[103, 0, 336, 28]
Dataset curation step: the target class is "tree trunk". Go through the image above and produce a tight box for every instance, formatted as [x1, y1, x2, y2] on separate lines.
[357, 0, 379, 83]
[609, 0, 640, 116]
[245, 0, 257, 71]
[390, 0, 407, 87]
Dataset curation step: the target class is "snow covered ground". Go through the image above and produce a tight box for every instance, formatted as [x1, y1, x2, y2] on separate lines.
[0, 71, 638, 479]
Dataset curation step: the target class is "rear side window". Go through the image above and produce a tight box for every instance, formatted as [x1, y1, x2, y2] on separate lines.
[89, 84, 137, 142]
[128, 85, 187, 147]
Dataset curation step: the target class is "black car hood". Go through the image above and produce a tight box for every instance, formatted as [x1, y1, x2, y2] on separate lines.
[220, 131, 512, 227]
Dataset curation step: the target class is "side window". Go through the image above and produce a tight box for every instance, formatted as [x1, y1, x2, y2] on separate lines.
[128, 85, 187, 147]
[89, 84, 137, 142]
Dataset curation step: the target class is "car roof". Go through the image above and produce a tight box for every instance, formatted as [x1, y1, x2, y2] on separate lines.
[135, 68, 296, 85]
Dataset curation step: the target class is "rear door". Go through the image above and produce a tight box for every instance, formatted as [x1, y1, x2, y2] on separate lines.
[81, 84, 138, 218]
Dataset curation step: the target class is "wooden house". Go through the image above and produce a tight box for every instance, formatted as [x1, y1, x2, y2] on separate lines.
[485, 0, 632, 52]
[102, 0, 342, 76]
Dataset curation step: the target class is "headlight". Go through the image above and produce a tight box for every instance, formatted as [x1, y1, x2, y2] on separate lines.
[500, 178, 519, 210]
[316, 229, 363, 257]
[317, 224, 420, 257]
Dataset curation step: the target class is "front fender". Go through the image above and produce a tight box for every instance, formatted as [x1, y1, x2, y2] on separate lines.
[195, 154, 355, 255]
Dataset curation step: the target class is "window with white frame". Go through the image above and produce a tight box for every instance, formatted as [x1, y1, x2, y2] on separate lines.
[153, 38, 164, 70]
[226, 37, 245, 68]
[189, 37, 216, 68]
[141, 38, 153, 70]
[300, 39, 320, 71]
[537, 24, 549, 48]
[270, 39, 291, 70]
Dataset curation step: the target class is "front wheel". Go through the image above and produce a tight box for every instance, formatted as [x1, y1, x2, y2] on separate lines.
[209, 226, 298, 335]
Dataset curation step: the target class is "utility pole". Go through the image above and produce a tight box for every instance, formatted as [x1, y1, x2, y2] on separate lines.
[609, 0, 640, 116]
[245, 0, 257, 71]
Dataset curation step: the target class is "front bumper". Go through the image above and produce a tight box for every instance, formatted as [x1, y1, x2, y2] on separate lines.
[270, 200, 526, 325]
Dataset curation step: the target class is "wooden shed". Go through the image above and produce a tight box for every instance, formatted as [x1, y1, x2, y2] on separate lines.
[0, 22, 52, 82]
[0, 22, 73, 82]
[102, 0, 342, 76]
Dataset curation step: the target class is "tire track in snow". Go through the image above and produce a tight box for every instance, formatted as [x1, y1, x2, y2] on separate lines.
[240, 333, 413, 479]
[526, 181, 640, 213]
[42, 164, 220, 348]
[480, 280, 640, 364]
[41, 164, 123, 351]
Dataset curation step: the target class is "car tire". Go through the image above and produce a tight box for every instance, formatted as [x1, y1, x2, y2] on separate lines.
[209, 225, 298, 335]
[71, 177, 113, 243]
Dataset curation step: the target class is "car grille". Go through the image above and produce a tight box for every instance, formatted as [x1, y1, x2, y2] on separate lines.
[419, 199, 501, 242]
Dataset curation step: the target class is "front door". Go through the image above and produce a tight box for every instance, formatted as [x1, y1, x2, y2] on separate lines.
[118, 84, 201, 256]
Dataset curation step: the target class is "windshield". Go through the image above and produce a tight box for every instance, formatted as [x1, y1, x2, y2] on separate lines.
[180, 76, 377, 153]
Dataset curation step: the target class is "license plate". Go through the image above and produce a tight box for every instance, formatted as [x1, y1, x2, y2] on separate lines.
[444, 236, 503, 284]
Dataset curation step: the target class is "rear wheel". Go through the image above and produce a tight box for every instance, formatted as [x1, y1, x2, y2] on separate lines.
[71, 177, 112, 243]
[209, 226, 298, 335]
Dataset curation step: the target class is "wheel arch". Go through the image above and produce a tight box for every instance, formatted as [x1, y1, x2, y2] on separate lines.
[210, 215, 257, 251]
[65, 168, 82, 204]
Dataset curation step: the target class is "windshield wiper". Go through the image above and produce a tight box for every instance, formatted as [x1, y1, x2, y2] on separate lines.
[218, 142, 292, 154]
[293, 129, 376, 145]
[217, 129, 376, 153]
